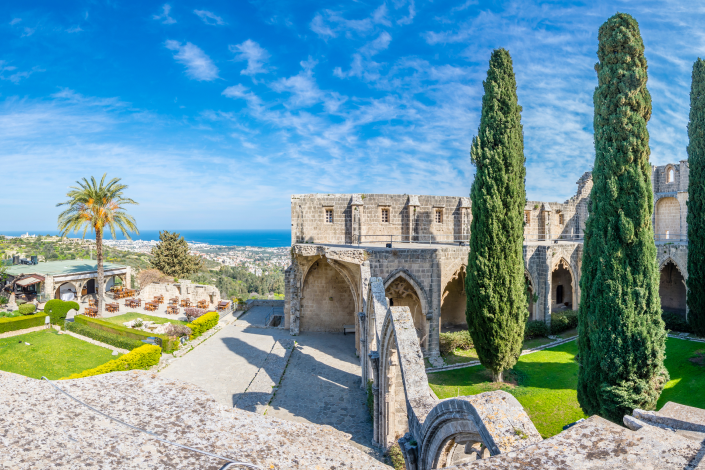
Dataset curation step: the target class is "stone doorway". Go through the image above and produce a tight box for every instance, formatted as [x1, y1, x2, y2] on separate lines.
[660, 260, 686, 316]
[551, 259, 573, 312]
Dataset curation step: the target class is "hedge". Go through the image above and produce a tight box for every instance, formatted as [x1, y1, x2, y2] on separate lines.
[525, 320, 549, 339]
[18, 303, 37, 315]
[663, 311, 692, 334]
[439, 330, 473, 355]
[189, 311, 219, 339]
[0, 313, 48, 334]
[74, 315, 179, 353]
[61, 344, 162, 380]
[550, 310, 578, 335]
[45, 299, 80, 325]
[64, 320, 146, 350]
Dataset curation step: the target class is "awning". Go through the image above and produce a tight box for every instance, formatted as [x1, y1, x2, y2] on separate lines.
[15, 275, 45, 287]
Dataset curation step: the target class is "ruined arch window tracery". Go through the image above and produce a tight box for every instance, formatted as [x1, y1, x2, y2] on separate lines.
[667, 167, 675, 183]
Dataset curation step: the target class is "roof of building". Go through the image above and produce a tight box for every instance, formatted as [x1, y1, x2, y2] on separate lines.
[5, 260, 127, 277]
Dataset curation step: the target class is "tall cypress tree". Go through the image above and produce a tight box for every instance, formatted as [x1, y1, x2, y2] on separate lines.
[687, 58, 705, 337]
[578, 13, 668, 423]
[466, 49, 527, 383]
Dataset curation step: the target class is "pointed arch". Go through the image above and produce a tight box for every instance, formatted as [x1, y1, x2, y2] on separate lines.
[551, 257, 576, 311]
[383, 268, 430, 316]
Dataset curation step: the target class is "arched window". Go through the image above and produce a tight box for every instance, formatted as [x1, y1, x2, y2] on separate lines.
[667, 168, 674, 183]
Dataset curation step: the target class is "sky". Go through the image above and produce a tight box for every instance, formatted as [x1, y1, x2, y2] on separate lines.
[1, 0, 704, 231]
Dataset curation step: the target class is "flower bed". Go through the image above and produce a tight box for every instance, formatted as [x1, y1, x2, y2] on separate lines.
[62, 344, 161, 379]
[73, 315, 179, 353]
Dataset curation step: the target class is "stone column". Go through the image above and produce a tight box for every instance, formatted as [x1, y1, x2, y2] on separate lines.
[408, 196, 420, 242]
[351, 194, 364, 244]
[459, 197, 471, 243]
[369, 351, 381, 445]
[358, 311, 367, 388]
[542, 247, 552, 328]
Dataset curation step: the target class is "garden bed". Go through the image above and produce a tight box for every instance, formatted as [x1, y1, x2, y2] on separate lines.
[103, 312, 189, 327]
[0, 329, 118, 379]
[428, 338, 705, 438]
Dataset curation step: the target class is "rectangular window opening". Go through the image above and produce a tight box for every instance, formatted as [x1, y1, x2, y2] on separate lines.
[558, 213, 564, 225]
[325, 208, 334, 224]
[381, 208, 390, 223]
[524, 211, 531, 224]
[435, 209, 443, 224]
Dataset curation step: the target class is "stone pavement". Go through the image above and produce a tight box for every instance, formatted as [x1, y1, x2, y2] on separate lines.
[266, 332, 379, 457]
[159, 307, 290, 407]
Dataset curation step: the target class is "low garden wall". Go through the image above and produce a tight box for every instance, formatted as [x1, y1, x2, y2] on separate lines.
[244, 299, 284, 311]
[0, 313, 48, 334]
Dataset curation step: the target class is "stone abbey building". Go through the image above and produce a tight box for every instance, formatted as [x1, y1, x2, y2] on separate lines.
[284, 161, 689, 359]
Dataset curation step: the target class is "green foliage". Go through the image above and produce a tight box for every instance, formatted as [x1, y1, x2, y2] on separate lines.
[190, 265, 285, 298]
[74, 315, 179, 352]
[0, 313, 47, 333]
[18, 303, 37, 315]
[688, 58, 705, 337]
[550, 311, 578, 335]
[466, 48, 527, 381]
[189, 311, 219, 339]
[578, 13, 668, 423]
[524, 320, 549, 340]
[662, 311, 692, 334]
[366, 380, 374, 420]
[44, 299, 80, 325]
[0, 296, 7, 305]
[439, 330, 474, 355]
[150, 231, 203, 277]
[386, 442, 406, 470]
[64, 320, 146, 350]
[61, 344, 161, 379]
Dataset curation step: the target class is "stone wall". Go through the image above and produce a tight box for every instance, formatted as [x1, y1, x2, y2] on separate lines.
[139, 280, 221, 308]
[300, 258, 357, 332]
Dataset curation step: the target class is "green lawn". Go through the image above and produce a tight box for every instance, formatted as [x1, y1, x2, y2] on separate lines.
[0, 329, 117, 379]
[429, 337, 705, 439]
[103, 312, 189, 326]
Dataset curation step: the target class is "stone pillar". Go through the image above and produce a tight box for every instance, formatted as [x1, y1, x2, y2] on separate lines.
[426, 255, 442, 359]
[369, 351, 381, 445]
[543, 247, 552, 328]
[460, 197, 471, 243]
[359, 311, 367, 388]
[351, 194, 364, 244]
[408, 196, 420, 242]
[399, 433, 419, 470]
[289, 259, 301, 335]
[44, 276, 55, 301]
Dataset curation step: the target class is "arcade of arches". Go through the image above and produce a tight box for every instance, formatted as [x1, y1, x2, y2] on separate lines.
[300, 259, 357, 332]
[441, 268, 467, 331]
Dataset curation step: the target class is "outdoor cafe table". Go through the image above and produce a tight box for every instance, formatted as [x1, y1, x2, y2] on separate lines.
[145, 302, 158, 312]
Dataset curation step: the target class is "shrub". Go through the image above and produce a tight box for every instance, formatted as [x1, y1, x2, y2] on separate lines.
[662, 311, 692, 334]
[64, 321, 146, 350]
[184, 307, 205, 321]
[74, 315, 179, 353]
[550, 310, 578, 335]
[61, 344, 162, 379]
[386, 442, 406, 470]
[525, 320, 549, 339]
[189, 311, 219, 339]
[18, 303, 37, 315]
[439, 330, 474, 355]
[0, 296, 7, 305]
[44, 299, 80, 325]
[0, 313, 48, 333]
[161, 322, 192, 337]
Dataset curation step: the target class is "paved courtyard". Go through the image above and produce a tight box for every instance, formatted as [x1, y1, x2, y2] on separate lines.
[267, 332, 376, 455]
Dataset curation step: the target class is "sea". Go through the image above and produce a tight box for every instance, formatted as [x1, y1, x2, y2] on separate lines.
[0, 229, 291, 248]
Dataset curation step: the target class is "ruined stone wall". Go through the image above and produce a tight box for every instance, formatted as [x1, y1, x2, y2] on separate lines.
[300, 259, 357, 332]
[291, 193, 471, 245]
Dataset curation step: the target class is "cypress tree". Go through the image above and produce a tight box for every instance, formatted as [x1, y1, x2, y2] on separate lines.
[466, 49, 527, 382]
[687, 58, 705, 337]
[577, 13, 668, 422]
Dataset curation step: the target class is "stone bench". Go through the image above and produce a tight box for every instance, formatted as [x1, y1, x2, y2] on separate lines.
[343, 324, 355, 335]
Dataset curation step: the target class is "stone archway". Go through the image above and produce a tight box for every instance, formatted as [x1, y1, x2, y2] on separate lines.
[300, 257, 357, 332]
[551, 258, 574, 312]
[441, 266, 467, 331]
[385, 276, 425, 345]
[55, 282, 79, 302]
[659, 259, 686, 317]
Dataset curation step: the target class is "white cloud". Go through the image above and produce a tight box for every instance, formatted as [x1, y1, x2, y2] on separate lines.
[310, 4, 391, 39]
[230, 40, 270, 76]
[21, 27, 35, 37]
[165, 40, 219, 81]
[396, 0, 416, 25]
[67, 26, 83, 33]
[153, 4, 176, 24]
[0, 61, 40, 83]
[360, 32, 392, 57]
[9, 18, 21, 26]
[194, 10, 225, 26]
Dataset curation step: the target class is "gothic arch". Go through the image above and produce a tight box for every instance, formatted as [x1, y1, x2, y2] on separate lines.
[327, 259, 360, 313]
[659, 256, 687, 280]
[551, 257, 576, 311]
[383, 268, 430, 317]
[299, 256, 357, 332]
[441, 266, 467, 329]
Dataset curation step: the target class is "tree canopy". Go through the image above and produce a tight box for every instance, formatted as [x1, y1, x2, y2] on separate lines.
[150, 231, 204, 277]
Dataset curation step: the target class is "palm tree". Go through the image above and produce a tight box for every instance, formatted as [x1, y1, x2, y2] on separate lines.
[57, 174, 138, 315]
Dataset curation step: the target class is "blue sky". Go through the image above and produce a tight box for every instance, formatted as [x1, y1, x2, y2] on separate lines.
[1, 0, 703, 230]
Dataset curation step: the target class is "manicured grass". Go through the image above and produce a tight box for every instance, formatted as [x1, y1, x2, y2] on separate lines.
[103, 312, 189, 327]
[429, 337, 705, 439]
[659, 338, 705, 409]
[430, 341, 586, 438]
[0, 329, 117, 379]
